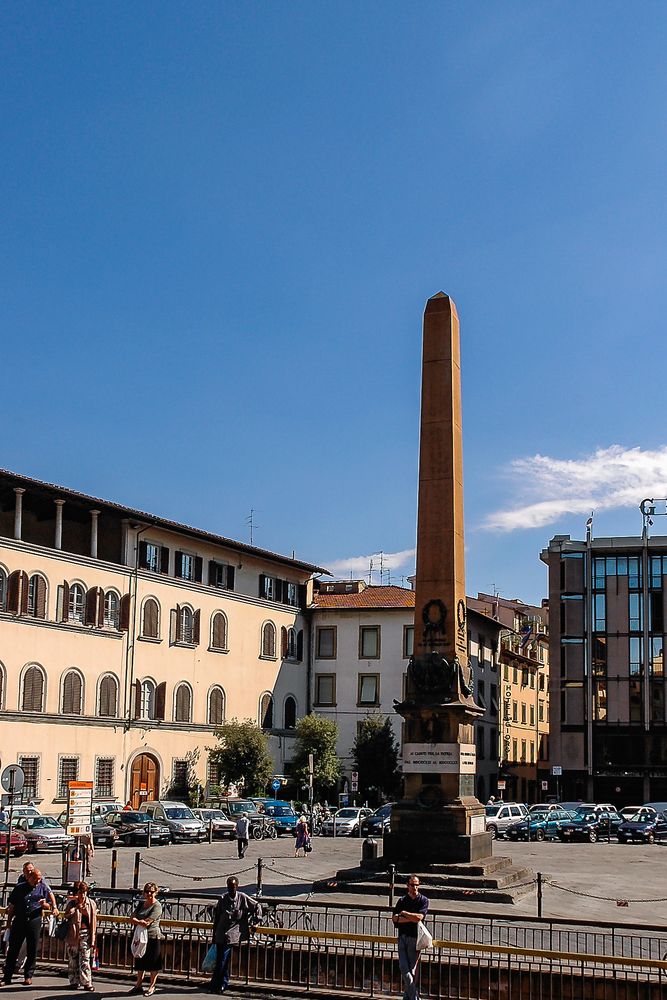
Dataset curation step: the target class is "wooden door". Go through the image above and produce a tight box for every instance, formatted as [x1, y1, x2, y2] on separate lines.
[130, 754, 159, 809]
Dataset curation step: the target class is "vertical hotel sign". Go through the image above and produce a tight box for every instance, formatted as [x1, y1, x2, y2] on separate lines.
[503, 684, 512, 762]
[67, 781, 93, 836]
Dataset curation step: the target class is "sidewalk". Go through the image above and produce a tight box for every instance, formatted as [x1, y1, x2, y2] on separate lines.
[3, 971, 295, 1000]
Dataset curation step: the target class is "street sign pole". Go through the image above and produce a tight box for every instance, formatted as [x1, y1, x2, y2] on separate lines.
[308, 754, 314, 833]
[1, 764, 25, 888]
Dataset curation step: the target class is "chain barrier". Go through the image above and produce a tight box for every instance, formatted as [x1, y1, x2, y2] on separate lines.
[140, 858, 256, 880]
[545, 880, 667, 905]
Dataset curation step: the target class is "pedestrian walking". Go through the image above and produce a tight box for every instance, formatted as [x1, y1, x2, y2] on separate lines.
[392, 875, 429, 1000]
[209, 876, 261, 995]
[64, 880, 98, 991]
[235, 813, 250, 860]
[80, 833, 95, 878]
[294, 815, 310, 858]
[129, 882, 163, 996]
[3, 867, 59, 986]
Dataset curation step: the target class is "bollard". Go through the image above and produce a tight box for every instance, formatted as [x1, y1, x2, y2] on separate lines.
[147, 821, 152, 850]
[256, 857, 263, 897]
[61, 845, 69, 885]
[111, 849, 118, 889]
[388, 863, 395, 908]
[537, 871, 543, 918]
[208, 818, 214, 844]
[133, 851, 141, 890]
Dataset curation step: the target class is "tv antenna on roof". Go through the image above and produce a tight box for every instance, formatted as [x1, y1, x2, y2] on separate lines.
[246, 508, 257, 546]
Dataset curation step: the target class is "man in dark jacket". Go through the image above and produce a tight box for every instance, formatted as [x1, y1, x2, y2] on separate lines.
[392, 875, 429, 1000]
[209, 876, 261, 994]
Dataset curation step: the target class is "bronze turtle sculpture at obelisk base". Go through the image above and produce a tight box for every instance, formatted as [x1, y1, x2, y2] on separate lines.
[383, 293, 491, 866]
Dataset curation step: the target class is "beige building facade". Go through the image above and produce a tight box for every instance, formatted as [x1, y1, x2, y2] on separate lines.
[0, 471, 322, 811]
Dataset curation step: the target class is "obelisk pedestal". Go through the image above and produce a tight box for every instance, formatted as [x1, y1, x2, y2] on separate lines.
[383, 292, 491, 867]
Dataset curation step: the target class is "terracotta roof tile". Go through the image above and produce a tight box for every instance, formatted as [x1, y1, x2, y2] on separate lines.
[313, 586, 416, 609]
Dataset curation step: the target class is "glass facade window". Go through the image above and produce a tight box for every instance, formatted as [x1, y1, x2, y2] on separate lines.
[650, 591, 663, 632]
[594, 680, 607, 721]
[593, 558, 605, 590]
[629, 637, 642, 676]
[594, 594, 606, 632]
[651, 637, 664, 676]
[651, 556, 663, 588]
[628, 556, 641, 588]
[629, 593, 642, 632]
[629, 679, 642, 723]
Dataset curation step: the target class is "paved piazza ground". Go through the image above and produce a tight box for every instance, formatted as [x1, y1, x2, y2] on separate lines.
[6, 834, 667, 926]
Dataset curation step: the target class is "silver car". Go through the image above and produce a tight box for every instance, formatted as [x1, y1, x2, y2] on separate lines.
[193, 808, 236, 839]
[321, 807, 373, 837]
[16, 815, 74, 852]
[485, 802, 528, 839]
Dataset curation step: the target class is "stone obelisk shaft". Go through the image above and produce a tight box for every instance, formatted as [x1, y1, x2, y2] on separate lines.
[413, 292, 467, 666]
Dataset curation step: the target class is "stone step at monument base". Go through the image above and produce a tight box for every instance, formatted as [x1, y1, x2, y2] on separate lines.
[314, 857, 537, 905]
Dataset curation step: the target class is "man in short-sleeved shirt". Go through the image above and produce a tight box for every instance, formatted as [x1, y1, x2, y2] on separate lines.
[392, 875, 429, 1000]
[4, 868, 57, 986]
[235, 814, 250, 859]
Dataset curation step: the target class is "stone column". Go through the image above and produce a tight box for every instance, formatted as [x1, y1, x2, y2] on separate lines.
[90, 510, 100, 558]
[13, 488, 25, 540]
[54, 499, 65, 549]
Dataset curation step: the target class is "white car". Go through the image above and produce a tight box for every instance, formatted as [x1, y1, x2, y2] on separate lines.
[321, 807, 373, 837]
[9, 805, 42, 823]
[192, 808, 236, 839]
[485, 802, 528, 839]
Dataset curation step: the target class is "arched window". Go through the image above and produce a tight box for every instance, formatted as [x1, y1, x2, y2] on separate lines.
[261, 622, 276, 658]
[284, 695, 297, 730]
[62, 670, 84, 715]
[180, 606, 194, 643]
[98, 675, 119, 717]
[141, 680, 156, 720]
[0, 568, 6, 611]
[26, 574, 47, 619]
[208, 687, 225, 726]
[174, 683, 192, 723]
[211, 612, 227, 651]
[142, 598, 159, 639]
[104, 591, 120, 629]
[69, 584, 85, 624]
[22, 664, 45, 712]
[260, 692, 274, 730]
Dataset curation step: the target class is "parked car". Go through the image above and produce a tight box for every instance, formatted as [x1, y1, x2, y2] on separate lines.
[55, 811, 117, 847]
[9, 805, 42, 822]
[142, 801, 206, 842]
[214, 798, 270, 839]
[558, 809, 622, 843]
[105, 810, 171, 845]
[559, 801, 595, 813]
[15, 815, 75, 852]
[506, 808, 574, 842]
[617, 808, 667, 844]
[192, 808, 236, 839]
[643, 801, 667, 814]
[321, 807, 373, 837]
[261, 801, 299, 835]
[361, 803, 396, 837]
[0, 823, 28, 856]
[484, 802, 528, 840]
[619, 806, 643, 821]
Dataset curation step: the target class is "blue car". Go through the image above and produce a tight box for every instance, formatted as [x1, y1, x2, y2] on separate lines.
[506, 808, 574, 842]
[617, 808, 667, 844]
[262, 800, 299, 835]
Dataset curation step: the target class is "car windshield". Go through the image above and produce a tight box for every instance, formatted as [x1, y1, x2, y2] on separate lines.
[575, 812, 595, 822]
[202, 810, 224, 819]
[266, 806, 295, 817]
[27, 817, 60, 829]
[485, 806, 501, 817]
[165, 807, 194, 820]
[375, 805, 392, 817]
[229, 802, 254, 814]
[336, 809, 357, 819]
[125, 813, 149, 823]
[92, 817, 108, 826]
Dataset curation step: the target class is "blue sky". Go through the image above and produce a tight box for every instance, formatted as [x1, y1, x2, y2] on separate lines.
[3, 3, 667, 604]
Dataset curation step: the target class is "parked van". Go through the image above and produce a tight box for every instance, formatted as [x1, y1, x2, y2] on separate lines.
[485, 801, 528, 839]
[142, 801, 205, 842]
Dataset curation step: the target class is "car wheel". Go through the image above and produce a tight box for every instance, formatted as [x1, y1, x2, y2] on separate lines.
[487, 825, 498, 841]
[588, 830, 597, 843]
[535, 828, 545, 842]
[647, 832, 655, 844]
[353, 825, 360, 837]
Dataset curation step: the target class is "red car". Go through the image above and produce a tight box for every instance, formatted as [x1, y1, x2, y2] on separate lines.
[0, 822, 28, 856]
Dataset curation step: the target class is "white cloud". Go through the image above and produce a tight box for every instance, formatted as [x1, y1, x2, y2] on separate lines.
[484, 445, 667, 532]
[327, 547, 415, 578]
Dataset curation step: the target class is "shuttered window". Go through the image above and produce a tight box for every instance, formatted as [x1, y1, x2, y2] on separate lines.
[26, 575, 47, 618]
[211, 612, 227, 650]
[174, 683, 192, 723]
[69, 584, 85, 623]
[22, 665, 45, 712]
[104, 592, 120, 629]
[287, 628, 297, 659]
[261, 622, 276, 658]
[99, 675, 118, 717]
[208, 687, 225, 726]
[18, 756, 39, 800]
[62, 671, 83, 714]
[260, 693, 274, 730]
[141, 680, 156, 720]
[142, 599, 159, 639]
[95, 757, 114, 798]
[58, 757, 79, 798]
[179, 606, 194, 643]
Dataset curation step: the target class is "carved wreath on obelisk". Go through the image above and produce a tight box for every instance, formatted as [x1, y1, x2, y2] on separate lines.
[404, 599, 473, 704]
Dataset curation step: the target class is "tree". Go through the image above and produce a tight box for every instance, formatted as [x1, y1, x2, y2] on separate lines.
[290, 714, 341, 800]
[208, 719, 274, 795]
[352, 714, 400, 801]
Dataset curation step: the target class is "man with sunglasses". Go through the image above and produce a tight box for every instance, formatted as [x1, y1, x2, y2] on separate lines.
[392, 875, 429, 1000]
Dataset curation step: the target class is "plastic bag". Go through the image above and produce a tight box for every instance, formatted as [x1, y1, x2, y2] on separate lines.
[131, 925, 148, 958]
[202, 943, 217, 973]
[91, 948, 100, 971]
[416, 921, 433, 951]
[47, 914, 57, 937]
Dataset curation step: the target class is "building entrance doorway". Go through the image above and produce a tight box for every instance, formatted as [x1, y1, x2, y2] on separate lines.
[129, 753, 160, 809]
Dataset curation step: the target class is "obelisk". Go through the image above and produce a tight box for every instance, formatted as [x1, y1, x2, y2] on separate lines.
[384, 292, 491, 865]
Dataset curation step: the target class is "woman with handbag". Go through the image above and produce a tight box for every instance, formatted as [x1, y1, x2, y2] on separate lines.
[129, 882, 163, 996]
[64, 881, 98, 991]
[294, 816, 310, 858]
